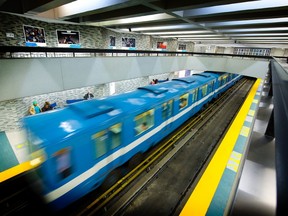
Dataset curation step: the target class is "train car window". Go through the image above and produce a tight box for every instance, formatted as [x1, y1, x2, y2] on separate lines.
[92, 123, 122, 158]
[208, 82, 213, 93]
[54, 148, 72, 180]
[221, 75, 228, 85]
[201, 84, 208, 97]
[225, 76, 228, 84]
[227, 74, 231, 82]
[92, 130, 108, 158]
[179, 93, 189, 109]
[191, 89, 198, 103]
[218, 77, 223, 86]
[162, 100, 173, 120]
[110, 123, 122, 149]
[134, 109, 154, 135]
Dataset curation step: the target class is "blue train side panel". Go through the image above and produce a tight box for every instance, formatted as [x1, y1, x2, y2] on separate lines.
[23, 71, 242, 211]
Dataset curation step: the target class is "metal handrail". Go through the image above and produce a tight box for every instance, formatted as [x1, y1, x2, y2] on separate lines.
[0, 46, 274, 59]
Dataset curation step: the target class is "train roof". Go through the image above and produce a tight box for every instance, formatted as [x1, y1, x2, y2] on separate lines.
[102, 72, 217, 113]
[23, 72, 221, 146]
[203, 71, 229, 78]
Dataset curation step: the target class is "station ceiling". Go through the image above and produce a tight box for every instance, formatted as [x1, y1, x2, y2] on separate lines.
[1, 0, 288, 47]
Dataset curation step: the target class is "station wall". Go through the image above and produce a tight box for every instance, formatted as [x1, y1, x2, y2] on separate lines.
[0, 12, 270, 134]
[0, 12, 194, 52]
[0, 56, 269, 102]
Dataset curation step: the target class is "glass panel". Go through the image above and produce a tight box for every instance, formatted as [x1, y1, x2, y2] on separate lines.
[208, 82, 212, 93]
[110, 123, 122, 149]
[162, 100, 173, 120]
[167, 100, 173, 117]
[134, 109, 155, 135]
[201, 84, 208, 97]
[179, 93, 189, 109]
[54, 148, 72, 180]
[191, 89, 198, 103]
[92, 130, 108, 158]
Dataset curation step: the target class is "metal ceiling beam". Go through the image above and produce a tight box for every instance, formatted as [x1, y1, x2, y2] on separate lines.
[23, 0, 75, 13]
[150, 0, 254, 11]
[88, 13, 174, 27]
[52, 0, 157, 20]
[76, 5, 156, 23]
[202, 18, 288, 28]
[193, 9, 288, 22]
[180, 0, 288, 18]
[0, 0, 287, 46]
[141, 1, 230, 39]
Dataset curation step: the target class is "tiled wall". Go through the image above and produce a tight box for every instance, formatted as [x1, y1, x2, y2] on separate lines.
[0, 13, 104, 48]
[0, 85, 106, 131]
[0, 12, 195, 51]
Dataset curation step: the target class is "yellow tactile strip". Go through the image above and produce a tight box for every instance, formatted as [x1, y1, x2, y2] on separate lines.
[180, 79, 261, 216]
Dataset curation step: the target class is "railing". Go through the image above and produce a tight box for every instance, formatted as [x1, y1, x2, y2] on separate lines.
[0, 46, 274, 60]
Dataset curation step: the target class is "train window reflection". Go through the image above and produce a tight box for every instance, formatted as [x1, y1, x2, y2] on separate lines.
[134, 109, 154, 135]
[162, 100, 173, 120]
[208, 81, 214, 93]
[92, 123, 122, 158]
[110, 123, 122, 149]
[54, 148, 72, 180]
[179, 93, 189, 109]
[201, 84, 208, 97]
[92, 130, 108, 158]
[190, 89, 198, 103]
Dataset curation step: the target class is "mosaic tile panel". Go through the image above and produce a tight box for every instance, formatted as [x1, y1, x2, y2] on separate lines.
[0, 12, 195, 51]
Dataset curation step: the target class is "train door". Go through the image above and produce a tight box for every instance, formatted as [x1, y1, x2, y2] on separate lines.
[210, 80, 215, 98]
[161, 99, 173, 131]
[190, 88, 198, 113]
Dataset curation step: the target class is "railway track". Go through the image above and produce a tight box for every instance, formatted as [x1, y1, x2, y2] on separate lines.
[69, 77, 255, 216]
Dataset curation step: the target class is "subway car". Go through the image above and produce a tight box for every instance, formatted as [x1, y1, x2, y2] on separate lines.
[23, 71, 241, 211]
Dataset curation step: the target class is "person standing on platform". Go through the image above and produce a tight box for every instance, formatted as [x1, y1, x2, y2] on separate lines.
[29, 101, 41, 115]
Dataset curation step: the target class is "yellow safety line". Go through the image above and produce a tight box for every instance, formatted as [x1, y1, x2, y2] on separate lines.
[180, 79, 261, 216]
[0, 161, 33, 183]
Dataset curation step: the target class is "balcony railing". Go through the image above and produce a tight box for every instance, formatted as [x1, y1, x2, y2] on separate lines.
[0, 46, 274, 60]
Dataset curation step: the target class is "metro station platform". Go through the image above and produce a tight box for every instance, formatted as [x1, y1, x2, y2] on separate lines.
[180, 76, 275, 216]
[0, 75, 275, 216]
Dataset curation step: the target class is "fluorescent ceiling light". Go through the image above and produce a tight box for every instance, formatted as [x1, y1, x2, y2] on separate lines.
[227, 33, 288, 36]
[176, 38, 229, 40]
[144, 30, 211, 35]
[179, 0, 288, 17]
[55, 0, 130, 18]
[160, 34, 224, 38]
[219, 27, 288, 33]
[203, 17, 288, 27]
[120, 24, 199, 32]
[238, 40, 288, 43]
[88, 13, 174, 26]
[233, 37, 288, 40]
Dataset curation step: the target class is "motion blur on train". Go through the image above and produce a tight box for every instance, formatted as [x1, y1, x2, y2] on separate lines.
[23, 71, 241, 211]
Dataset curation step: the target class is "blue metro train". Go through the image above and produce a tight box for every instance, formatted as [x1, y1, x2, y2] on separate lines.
[23, 71, 241, 211]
